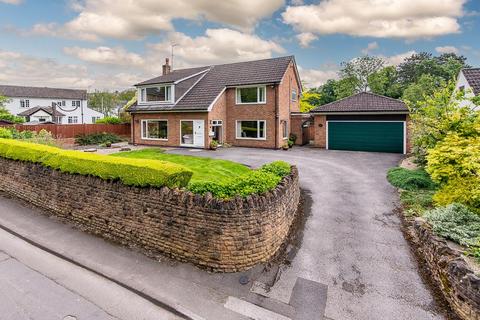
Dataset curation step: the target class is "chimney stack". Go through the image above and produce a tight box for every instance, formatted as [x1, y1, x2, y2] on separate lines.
[162, 58, 171, 75]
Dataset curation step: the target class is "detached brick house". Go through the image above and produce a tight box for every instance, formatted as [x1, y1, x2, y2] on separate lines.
[129, 56, 301, 149]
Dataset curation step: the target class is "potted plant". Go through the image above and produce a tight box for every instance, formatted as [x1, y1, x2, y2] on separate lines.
[288, 139, 294, 148]
[210, 140, 219, 150]
[282, 142, 289, 150]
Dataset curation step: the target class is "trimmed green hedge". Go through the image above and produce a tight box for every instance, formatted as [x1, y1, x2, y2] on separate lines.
[0, 139, 192, 188]
[188, 161, 291, 199]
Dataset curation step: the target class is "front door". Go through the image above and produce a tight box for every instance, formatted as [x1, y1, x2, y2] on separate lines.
[181, 120, 204, 148]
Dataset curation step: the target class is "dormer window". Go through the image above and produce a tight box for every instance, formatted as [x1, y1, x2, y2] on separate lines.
[139, 85, 173, 103]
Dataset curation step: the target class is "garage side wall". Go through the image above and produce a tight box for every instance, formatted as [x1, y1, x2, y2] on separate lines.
[313, 115, 327, 148]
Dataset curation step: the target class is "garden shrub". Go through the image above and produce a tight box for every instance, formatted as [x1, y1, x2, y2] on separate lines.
[426, 133, 480, 213]
[261, 161, 291, 177]
[188, 161, 291, 199]
[387, 167, 436, 191]
[95, 116, 123, 124]
[432, 177, 480, 214]
[75, 132, 123, 145]
[423, 203, 480, 247]
[0, 127, 13, 139]
[0, 139, 192, 188]
[400, 189, 435, 216]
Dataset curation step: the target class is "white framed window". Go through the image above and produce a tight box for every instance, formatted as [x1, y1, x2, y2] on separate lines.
[57, 100, 66, 106]
[20, 99, 29, 108]
[68, 116, 78, 124]
[236, 86, 266, 104]
[72, 100, 80, 107]
[141, 120, 168, 140]
[291, 89, 297, 101]
[139, 85, 172, 103]
[236, 120, 266, 140]
[211, 120, 223, 126]
[282, 121, 288, 139]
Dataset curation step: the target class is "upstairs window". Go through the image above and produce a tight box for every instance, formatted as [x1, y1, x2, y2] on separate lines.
[139, 85, 172, 103]
[20, 99, 29, 108]
[291, 89, 297, 101]
[72, 100, 81, 107]
[236, 86, 266, 104]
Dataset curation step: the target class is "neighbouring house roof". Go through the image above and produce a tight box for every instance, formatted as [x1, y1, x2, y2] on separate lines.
[129, 56, 298, 113]
[18, 106, 66, 117]
[310, 92, 408, 113]
[0, 85, 87, 100]
[462, 68, 480, 96]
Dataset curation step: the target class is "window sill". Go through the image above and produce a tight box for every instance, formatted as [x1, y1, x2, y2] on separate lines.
[235, 102, 266, 105]
[141, 138, 168, 141]
[235, 137, 267, 141]
[138, 101, 174, 105]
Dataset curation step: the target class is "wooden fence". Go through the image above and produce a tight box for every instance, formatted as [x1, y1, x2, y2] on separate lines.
[0, 123, 131, 139]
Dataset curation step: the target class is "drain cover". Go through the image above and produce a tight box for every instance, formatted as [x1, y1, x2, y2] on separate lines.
[239, 275, 249, 285]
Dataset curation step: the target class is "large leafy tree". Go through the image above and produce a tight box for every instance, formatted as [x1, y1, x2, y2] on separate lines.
[339, 55, 385, 93]
[300, 90, 322, 112]
[367, 66, 403, 99]
[398, 52, 469, 86]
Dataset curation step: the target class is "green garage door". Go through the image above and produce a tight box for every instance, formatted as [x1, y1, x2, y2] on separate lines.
[328, 121, 404, 153]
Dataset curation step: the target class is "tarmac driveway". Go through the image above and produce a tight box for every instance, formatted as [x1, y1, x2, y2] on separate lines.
[169, 146, 443, 320]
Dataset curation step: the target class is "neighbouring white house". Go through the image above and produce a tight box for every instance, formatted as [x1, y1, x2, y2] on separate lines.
[454, 68, 479, 110]
[0, 85, 104, 124]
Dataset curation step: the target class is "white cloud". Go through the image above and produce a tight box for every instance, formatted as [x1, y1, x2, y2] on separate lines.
[31, 0, 284, 41]
[435, 45, 459, 54]
[0, 0, 22, 4]
[298, 66, 339, 88]
[146, 28, 285, 71]
[381, 51, 416, 66]
[296, 32, 318, 48]
[283, 0, 466, 40]
[362, 42, 379, 54]
[0, 50, 94, 88]
[64, 46, 145, 66]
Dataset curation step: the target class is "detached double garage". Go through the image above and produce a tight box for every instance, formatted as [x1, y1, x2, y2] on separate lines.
[309, 92, 410, 154]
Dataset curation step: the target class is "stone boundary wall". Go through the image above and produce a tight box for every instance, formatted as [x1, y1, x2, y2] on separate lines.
[0, 157, 300, 272]
[408, 218, 480, 320]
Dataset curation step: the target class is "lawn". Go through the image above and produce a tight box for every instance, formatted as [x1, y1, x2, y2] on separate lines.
[111, 148, 251, 183]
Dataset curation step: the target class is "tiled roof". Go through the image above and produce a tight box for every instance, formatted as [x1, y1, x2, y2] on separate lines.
[0, 85, 87, 100]
[129, 56, 295, 112]
[18, 106, 66, 117]
[463, 68, 480, 95]
[311, 92, 408, 113]
[135, 66, 210, 86]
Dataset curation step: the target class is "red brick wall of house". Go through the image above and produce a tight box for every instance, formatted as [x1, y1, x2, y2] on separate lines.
[313, 115, 327, 148]
[224, 85, 278, 148]
[132, 112, 209, 147]
[207, 90, 227, 147]
[278, 62, 301, 148]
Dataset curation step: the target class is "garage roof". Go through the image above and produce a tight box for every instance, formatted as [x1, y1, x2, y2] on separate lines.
[310, 92, 408, 114]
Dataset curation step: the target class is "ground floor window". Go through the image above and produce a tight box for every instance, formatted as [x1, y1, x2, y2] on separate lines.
[142, 120, 168, 140]
[236, 120, 266, 139]
[282, 120, 288, 139]
[68, 116, 78, 124]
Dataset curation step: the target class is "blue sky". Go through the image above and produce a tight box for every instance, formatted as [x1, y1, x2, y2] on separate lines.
[0, 0, 479, 90]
